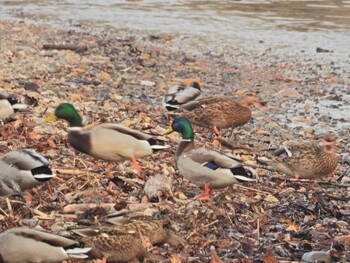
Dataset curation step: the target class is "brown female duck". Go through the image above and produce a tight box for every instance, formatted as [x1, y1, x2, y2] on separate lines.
[104, 211, 186, 247]
[171, 92, 264, 137]
[267, 134, 338, 179]
[73, 228, 163, 263]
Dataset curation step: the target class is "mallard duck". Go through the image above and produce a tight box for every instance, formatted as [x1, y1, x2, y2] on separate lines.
[0, 178, 23, 197]
[45, 103, 168, 173]
[164, 117, 256, 200]
[72, 228, 163, 262]
[0, 91, 27, 120]
[0, 149, 54, 195]
[0, 227, 91, 263]
[265, 134, 338, 179]
[163, 81, 201, 111]
[104, 211, 186, 247]
[171, 93, 264, 137]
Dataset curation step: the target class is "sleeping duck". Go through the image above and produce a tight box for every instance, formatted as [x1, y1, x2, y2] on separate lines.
[0, 227, 91, 263]
[163, 81, 201, 111]
[0, 149, 54, 196]
[0, 91, 27, 120]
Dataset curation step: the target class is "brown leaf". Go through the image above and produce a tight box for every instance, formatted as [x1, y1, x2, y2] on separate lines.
[335, 235, 350, 244]
[48, 139, 57, 149]
[70, 93, 84, 101]
[280, 218, 301, 231]
[210, 246, 223, 263]
[170, 254, 182, 263]
[28, 131, 40, 140]
[263, 250, 277, 263]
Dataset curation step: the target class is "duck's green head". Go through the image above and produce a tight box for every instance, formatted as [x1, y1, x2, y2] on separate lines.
[163, 116, 194, 139]
[45, 103, 83, 127]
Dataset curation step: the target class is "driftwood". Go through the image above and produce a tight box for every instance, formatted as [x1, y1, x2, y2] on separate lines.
[42, 44, 88, 52]
[63, 203, 115, 213]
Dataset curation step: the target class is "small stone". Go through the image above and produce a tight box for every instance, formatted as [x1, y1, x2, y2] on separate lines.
[13, 50, 25, 58]
[140, 80, 156, 86]
[301, 251, 331, 263]
[274, 88, 301, 99]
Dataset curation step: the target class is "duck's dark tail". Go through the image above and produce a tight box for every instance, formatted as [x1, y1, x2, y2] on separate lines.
[148, 138, 170, 151]
[231, 166, 256, 182]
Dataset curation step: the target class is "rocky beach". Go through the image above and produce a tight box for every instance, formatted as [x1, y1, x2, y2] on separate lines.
[0, 7, 349, 262]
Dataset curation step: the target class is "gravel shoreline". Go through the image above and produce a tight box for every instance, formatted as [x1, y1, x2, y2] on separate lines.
[0, 19, 349, 262]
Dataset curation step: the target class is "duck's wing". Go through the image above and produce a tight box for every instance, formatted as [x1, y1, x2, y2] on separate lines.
[1, 149, 50, 170]
[95, 123, 153, 141]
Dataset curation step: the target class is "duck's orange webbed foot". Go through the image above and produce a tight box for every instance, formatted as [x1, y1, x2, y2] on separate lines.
[45, 181, 53, 196]
[131, 154, 141, 173]
[213, 127, 222, 137]
[194, 183, 212, 201]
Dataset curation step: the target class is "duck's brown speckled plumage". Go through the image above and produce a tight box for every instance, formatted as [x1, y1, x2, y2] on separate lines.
[104, 212, 186, 247]
[81, 231, 149, 263]
[269, 134, 338, 179]
[74, 228, 163, 263]
[173, 93, 262, 130]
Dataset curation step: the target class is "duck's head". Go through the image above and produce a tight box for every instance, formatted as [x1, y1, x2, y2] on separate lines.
[189, 81, 201, 90]
[241, 92, 266, 108]
[45, 103, 83, 127]
[321, 133, 336, 151]
[163, 117, 194, 139]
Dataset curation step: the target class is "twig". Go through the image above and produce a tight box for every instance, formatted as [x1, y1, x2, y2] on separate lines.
[204, 220, 219, 228]
[269, 176, 349, 188]
[337, 166, 350, 182]
[32, 209, 54, 219]
[235, 184, 272, 194]
[0, 206, 9, 217]
[217, 137, 253, 152]
[6, 197, 12, 217]
[326, 194, 350, 202]
[53, 168, 87, 175]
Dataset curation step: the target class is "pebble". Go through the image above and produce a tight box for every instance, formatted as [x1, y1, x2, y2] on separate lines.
[301, 251, 331, 263]
[13, 50, 25, 58]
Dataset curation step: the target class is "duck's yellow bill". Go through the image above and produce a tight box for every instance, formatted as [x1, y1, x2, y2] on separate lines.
[44, 113, 57, 122]
[163, 127, 174, 135]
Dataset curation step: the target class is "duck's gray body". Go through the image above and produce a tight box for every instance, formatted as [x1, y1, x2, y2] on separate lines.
[0, 149, 54, 196]
[0, 227, 90, 263]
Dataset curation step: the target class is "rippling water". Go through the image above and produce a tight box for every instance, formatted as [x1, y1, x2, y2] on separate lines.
[0, 1, 349, 55]
[1, 1, 350, 32]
